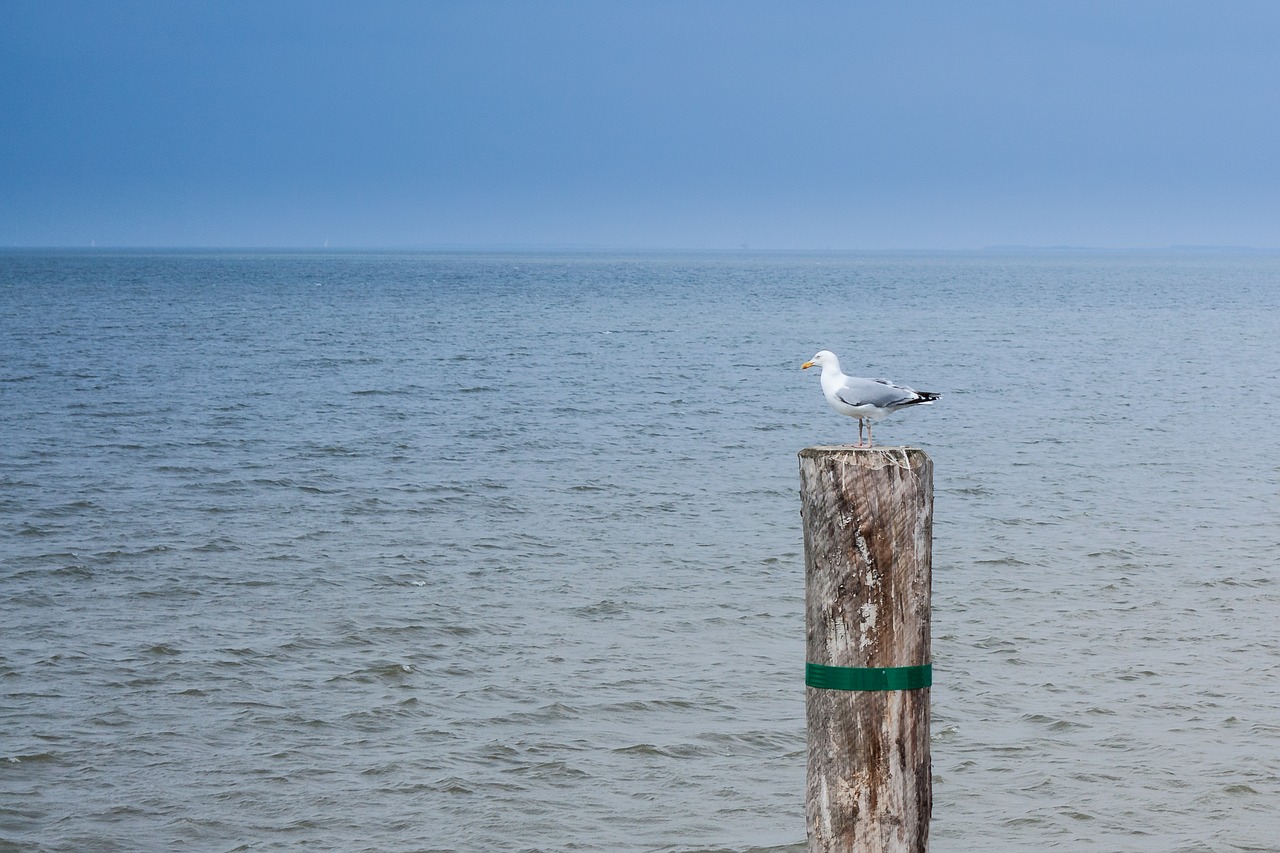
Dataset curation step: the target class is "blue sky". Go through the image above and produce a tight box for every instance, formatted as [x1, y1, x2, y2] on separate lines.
[4, 1, 1279, 249]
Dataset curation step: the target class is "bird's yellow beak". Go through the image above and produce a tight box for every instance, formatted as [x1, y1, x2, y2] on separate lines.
[801, 360, 815, 370]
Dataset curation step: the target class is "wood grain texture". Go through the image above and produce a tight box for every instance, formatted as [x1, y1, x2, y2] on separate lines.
[799, 446, 933, 853]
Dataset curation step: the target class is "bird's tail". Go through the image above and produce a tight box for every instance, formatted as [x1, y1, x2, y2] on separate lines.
[890, 391, 939, 410]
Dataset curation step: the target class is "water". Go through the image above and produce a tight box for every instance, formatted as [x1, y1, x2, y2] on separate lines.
[1, 249, 1278, 852]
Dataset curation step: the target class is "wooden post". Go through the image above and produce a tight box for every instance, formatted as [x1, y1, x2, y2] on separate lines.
[799, 446, 933, 853]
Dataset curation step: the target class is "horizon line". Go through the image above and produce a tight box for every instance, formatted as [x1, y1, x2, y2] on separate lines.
[3, 243, 1279, 254]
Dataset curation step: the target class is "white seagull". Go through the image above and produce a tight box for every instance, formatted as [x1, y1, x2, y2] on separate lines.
[801, 350, 939, 447]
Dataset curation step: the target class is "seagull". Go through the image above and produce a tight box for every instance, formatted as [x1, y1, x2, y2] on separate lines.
[801, 350, 939, 447]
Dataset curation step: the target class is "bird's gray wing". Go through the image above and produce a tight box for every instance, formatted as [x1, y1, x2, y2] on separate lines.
[834, 376, 920, 408]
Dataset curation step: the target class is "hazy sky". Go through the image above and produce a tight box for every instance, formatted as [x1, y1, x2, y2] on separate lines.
[4, 1, 1280, 249]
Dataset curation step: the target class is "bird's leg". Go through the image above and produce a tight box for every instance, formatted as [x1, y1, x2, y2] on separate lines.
[866, 421, 874, 448]
[857, 418, 866, 447]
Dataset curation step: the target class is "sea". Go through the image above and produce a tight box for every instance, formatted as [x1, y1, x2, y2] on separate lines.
[2, 249, 1278, 853]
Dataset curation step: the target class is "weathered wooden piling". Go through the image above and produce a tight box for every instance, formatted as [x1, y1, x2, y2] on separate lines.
[799, 446, 933, 853]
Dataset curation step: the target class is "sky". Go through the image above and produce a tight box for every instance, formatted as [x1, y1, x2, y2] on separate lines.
[3, 1, 1280, 250]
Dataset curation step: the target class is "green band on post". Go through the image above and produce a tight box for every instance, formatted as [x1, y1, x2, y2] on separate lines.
[806, 662, 932, 691]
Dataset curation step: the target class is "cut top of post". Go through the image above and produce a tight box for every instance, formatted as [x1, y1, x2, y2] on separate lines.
[798, 445, 930, 474]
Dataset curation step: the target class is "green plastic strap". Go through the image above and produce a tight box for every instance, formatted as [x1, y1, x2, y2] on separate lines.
[806, 662, 932, 692]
